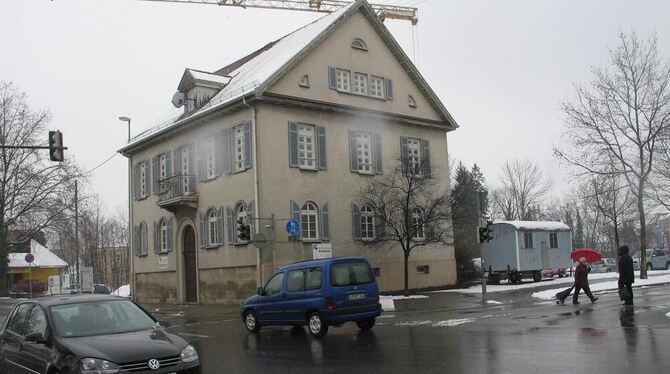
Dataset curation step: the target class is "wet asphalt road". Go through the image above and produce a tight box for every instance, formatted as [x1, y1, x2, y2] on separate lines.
[1, 283, 668, 373]
[151, 284, 670, 374]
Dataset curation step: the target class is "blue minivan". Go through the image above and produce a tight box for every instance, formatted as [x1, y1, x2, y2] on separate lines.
[240, 256, 381, 337]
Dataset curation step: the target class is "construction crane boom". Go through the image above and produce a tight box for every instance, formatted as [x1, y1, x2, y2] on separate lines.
[140, 0, 418, 24]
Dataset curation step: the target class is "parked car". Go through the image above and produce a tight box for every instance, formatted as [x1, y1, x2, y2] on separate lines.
[10, 280, 47, 294]
[240, 256, 382, 337]
[591, 258, 618, 273]
[93, 284, 111, 294]
[632, 249, 670, 271]
[0, 295, 200, 373]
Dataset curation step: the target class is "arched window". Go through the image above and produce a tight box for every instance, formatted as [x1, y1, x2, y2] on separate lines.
[160, 219, 168, 252]
[207, 208, 220, 245]
[301, 202, 319, 240]
[412, 208, 425, 240]
[351, 38, 368, 51]
[235, 202, 248, 242]
[139, 222, 148, 256]
[361, 206, 375, 240]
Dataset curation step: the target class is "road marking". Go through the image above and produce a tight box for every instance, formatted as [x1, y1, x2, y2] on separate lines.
[378, 314, 396, 319]
[178, 332, 210, 338]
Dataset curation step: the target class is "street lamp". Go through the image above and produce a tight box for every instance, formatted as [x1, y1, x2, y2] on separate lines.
[119, 116, 133, 299]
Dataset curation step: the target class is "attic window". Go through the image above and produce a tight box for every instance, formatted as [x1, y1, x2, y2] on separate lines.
[299, 75, 310, 88]
[408, 95, 417, 108]
[351, 38, 368, 51]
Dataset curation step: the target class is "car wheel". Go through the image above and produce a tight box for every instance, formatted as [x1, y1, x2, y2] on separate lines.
[647, 263, 653, 271]
[244, 310, 261, 333]
[356, 318, 376, 330]
[666, 262, 670, 270]
[307, 312, 328, 337]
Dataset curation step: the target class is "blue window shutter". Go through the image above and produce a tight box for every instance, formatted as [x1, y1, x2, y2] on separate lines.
[143, 161, 150, 197]
[133, 225, 139, 256]
[328, 67, 337, 89]
[247, 200, 255, 234]
[289, 200, 301, 241]
[222, 128, 232, 175]
[167, 218, 173, 251]
[215, 133, 224, 177]
[374, 132, 383, 175]
[288, 122, 298, 168]
[226, 206, 234, 245]
[351, 203, 361, 240]
[317, 126, 327, 170]
[153, 221, 159, 253]
[151, 156, 158, 195]
[385, 79, 393, 100]
[244, 122, 252, 170]
[375, 213, 386, 239]
[199, 211, 205, 249]
[421, 139, 431, 178]
[321, 203, 330, 241]
[400, 137, 408, 175]
[217, 207, 224, 245]
[348, 130, 358, 172]
[165, 151, 172, 178]
[133, 163, 140, 200]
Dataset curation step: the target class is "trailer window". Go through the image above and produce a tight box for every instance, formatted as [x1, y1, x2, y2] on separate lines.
[523, 232, 533, 249]
[549, 233, 558, 248]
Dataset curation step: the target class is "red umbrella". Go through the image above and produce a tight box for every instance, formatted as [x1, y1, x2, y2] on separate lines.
[570, 247, 602, 263]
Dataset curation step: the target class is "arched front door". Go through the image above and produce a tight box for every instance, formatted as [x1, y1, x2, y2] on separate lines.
[183, 225, 197, 303]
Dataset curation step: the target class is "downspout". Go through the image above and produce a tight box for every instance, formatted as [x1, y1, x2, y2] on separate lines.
[242, 95, 262, 286]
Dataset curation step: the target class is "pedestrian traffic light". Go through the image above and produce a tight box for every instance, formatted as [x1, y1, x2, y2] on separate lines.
[237, 217, 250, 241]
[48, 130, 64, 162]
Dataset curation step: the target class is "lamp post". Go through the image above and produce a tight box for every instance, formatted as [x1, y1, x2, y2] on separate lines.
[119, 116, 133, 299]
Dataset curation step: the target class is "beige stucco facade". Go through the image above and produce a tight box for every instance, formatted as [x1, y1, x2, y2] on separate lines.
[126, 5, 457, 304]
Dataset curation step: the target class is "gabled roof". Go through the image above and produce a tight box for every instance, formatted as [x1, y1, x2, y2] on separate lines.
[8, 240, 68, 269]
[120, 0, 458, 155]
[177, 69, 231, 92]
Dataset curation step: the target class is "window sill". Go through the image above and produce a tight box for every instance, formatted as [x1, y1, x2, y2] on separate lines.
[298, 166, 318, 172]
[204, 244, 222, 250]
[301, 238, 321, 243]
[234, 241, 250, 246]
[334, 88, 387, 101]
[136, 254, 148, 257]
[355, 170, 374, 176]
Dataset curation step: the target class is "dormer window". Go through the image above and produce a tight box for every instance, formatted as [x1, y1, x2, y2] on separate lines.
[351, 38, 368, 51]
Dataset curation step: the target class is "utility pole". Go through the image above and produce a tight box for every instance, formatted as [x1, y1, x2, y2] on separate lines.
[74, 180, 80, 293]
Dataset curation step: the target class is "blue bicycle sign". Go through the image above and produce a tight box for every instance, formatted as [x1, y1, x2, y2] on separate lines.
[286, 219, 301, 235]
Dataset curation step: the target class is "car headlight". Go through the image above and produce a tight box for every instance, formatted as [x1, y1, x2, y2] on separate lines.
[80, 358, 120, 374]
[181, 344, 199, 363]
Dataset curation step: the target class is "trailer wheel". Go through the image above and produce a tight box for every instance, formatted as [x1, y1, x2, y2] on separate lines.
[532, 271, 542, 282]
[509, 270, 520, 284]
[488, 273, 501, 285]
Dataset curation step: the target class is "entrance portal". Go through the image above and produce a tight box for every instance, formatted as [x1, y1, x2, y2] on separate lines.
[183, 225, 197, 303]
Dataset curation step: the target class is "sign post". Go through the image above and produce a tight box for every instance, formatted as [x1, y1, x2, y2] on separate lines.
[25, 253, 35, 298]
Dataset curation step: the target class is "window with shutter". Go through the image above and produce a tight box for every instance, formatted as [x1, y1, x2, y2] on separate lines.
[300, 202, 319, 240]
[297, 124, 317, 170]
[412, 208, 425, 241]
[360, 206, 375, 240]
[370, 76, 384, 98]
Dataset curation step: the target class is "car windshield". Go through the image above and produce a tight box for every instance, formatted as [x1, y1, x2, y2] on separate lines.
[50, 299, 156, 338]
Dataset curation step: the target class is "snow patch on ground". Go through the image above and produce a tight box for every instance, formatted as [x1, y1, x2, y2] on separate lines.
[380, 295, 428, 312]
[486, 300, 503, 304]
[433, 318, 475, 327]
[532, 274, 670, 300]
[666, 312, 670, 318]
[111, 285, 130, 297]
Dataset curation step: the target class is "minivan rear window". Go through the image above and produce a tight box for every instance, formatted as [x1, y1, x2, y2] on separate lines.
[330, 262, 373, 286]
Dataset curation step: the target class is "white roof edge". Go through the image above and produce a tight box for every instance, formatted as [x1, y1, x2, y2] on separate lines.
[495, 221, 571, 231]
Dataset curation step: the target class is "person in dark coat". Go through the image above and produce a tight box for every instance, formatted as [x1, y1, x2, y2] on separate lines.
[618, 245, 635, 305]
[573, 257, 598, 304]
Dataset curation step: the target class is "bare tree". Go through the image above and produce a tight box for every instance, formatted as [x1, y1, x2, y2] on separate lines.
[494, 159, 552, 220]
[490, 187, 516, 221]
[0, 81, 79, 294]
[555, 32, 670, 278]
[358, 159, 452, 296]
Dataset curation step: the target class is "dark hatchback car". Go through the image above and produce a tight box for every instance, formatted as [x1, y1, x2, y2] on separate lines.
[0, 295, 200, 374]
[241, 256, 381, 337]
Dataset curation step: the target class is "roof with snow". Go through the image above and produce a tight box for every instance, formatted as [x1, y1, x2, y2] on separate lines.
[178, 69, 232, 91]
[495, 221, 571, 232]
[8, 240, 68, 269]
[120, 0, 457, 155]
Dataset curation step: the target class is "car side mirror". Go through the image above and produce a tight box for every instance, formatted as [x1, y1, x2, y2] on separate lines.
[157, 320, 171, 328]
[25, 332, 46, 344]
[257, 287, 265, 296]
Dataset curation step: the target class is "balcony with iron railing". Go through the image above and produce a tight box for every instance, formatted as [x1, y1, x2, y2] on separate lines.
[156, 175, 198, 212]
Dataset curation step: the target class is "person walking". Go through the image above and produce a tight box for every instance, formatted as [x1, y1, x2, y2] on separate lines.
[573, 257, 598, 305]
[618, 245, 635, 305]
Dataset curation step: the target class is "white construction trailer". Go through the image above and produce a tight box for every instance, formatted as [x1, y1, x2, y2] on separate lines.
[481, 221, 572, 284]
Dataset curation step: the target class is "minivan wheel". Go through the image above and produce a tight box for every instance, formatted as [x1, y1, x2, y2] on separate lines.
[647, 263, 653, 271]
[356, 318, 376, 330]
[244, 310, 261, 333]
[308, 312, 328, 337]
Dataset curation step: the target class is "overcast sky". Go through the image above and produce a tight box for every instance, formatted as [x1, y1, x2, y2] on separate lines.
[2, 0, 669, 213]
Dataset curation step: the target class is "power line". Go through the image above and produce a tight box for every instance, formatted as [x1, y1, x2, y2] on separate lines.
[80, 152, 119, 177]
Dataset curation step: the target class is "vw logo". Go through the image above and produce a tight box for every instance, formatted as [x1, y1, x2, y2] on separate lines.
[148, 359, 160, 370]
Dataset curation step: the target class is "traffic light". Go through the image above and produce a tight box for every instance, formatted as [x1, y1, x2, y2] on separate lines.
[478, 227, 488, 243]
[485, 220, 494, 242]
[48, 130, 64, 162]
[237, 217, 250, 241]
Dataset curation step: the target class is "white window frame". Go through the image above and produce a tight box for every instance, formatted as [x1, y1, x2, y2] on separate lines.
[412, 208, 425, 241]
[140, 161, 147, 198]
[406, 137, 422, 175]
[549, 232, 558, 248]
[353, 72, 368, 95]
[207, 208, 219, 246]
[361, 205, 375, 240]
[370, 76, 384, 98]
[206, 138, 216, 179]
[297, 124, 317, 170]
[235, 202, 248, 243]
[160, 219, 168, 253]
[139, 222, 148, 256]
[301, 202, 319, 240]
[356, 131, 373, 174]
[181, 147, 191, 193]
[524, 232, 533, 249]
[235, 125, 245, 172]
[335, 69, 350, 92]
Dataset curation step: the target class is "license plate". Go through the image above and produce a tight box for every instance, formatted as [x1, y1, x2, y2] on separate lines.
[348, 293, 366, 300]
